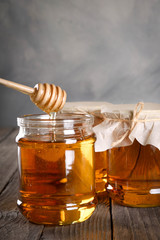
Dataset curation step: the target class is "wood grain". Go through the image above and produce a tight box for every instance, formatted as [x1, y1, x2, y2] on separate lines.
[0, 78, 34, 95]
[0, 129, 18, 193]
[111, 201, 160, 240]
[0, 170, 18, 211]
[40, 203, 111, 240]
[0, 210, 44, 240]
[0, 170, 44, 240]
[0, 128, 14, 142]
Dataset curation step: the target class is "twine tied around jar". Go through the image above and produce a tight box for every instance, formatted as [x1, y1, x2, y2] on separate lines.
[108, 102, 144, 147]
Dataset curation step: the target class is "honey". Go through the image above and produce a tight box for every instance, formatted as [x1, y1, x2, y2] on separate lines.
[62, 101, 160, 207]
[93, 114, 109, 202]
[106, 140, 160, 207]
[94, 151, 108, 202]
[16, 113, 96, 225]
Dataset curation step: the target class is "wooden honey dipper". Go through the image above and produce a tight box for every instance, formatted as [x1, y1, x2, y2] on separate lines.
[0, 78, 67, 114]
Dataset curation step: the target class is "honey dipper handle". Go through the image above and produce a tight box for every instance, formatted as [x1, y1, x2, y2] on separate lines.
[0, 78, 34, 95]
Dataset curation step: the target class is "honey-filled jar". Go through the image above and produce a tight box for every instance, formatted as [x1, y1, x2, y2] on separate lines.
[16, 113, 96, 225]
[94, 102, 160, 207]
[62, 102, 109, 202]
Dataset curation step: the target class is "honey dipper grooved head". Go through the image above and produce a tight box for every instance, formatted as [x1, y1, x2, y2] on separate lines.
[30, 83, 67, 114]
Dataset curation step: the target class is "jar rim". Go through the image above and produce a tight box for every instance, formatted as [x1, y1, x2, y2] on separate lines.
[17, 112, 94, 128]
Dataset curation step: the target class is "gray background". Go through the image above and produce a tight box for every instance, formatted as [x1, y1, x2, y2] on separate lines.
[0, 0, 160, 126]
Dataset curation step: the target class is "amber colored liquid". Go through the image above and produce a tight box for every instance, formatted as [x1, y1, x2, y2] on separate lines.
[95, 151, 109, 202]
[17, 136, 96, 225]
[106, 140, 160, 207]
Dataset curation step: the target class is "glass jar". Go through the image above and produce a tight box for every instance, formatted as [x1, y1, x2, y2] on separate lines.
[62, 101, 160, 207]
[106, 140, 160, 207]
[16, 113, 96, 225]
[94, 151, 108, 202]
[102, 102, 160, 207]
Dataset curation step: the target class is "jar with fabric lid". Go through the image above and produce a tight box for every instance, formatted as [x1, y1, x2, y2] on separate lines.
[62, 102, 109, 202]
[93, 102, 160, 207]
[16, 112, 96, 225]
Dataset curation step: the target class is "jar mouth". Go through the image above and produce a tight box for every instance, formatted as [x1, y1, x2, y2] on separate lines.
[17, 113, 94, 128]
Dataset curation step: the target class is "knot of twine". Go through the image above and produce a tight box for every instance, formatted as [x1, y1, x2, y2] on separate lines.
[110, 102, 144, 147]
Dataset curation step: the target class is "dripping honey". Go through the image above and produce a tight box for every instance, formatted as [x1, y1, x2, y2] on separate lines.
[106, 140, 160, 207]
[17, 136, 96, 225]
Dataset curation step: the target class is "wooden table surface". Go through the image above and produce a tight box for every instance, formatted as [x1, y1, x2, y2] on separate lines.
[0, 128, 160, 240]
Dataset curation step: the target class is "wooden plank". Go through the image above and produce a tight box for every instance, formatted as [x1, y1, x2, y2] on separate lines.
[0, 170, 19, 211]
[0, 210, 44, 240]
[0, 170, 44, 240]
[0, 128, 14, 142]
[40, 203, 111, 240]
[112, 201, 160, 240]
[0, 129, 18, 193]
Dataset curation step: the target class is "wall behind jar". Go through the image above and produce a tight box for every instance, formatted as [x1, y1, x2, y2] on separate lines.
[0, 0, 160, 126]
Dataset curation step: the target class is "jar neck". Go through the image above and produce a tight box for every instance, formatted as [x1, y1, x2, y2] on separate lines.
[16, 113, 94, 142]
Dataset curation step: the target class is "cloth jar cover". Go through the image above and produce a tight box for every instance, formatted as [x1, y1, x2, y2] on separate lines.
[62, 102, 160, 152]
